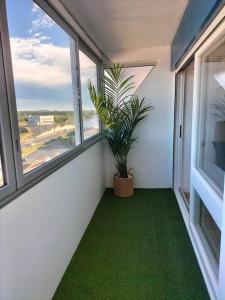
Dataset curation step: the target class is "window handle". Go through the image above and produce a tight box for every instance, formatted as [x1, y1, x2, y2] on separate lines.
[179, 125, 182, 139]
[15, 139, 20, 152]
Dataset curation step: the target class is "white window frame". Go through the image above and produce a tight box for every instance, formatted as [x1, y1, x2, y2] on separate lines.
[173, 63, 195, 213]
[174, 15, 225, 300]
[0, 0, 103, 207]
[173, 66, 192, 229]
[0, 31, 17, 199]
[190, 18, 225, 299]
[78, 41, 102, 142]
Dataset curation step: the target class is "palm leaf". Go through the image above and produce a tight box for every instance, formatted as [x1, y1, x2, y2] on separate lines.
[88, 64, 154, 177]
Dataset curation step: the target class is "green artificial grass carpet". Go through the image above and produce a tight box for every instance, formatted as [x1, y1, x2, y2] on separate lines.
[54, 189, 209, 300]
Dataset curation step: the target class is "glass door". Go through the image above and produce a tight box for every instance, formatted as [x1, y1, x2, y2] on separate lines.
[174, 61, 194, 211]
[190, 20, 225, 295]
[180, 62, 194, 207]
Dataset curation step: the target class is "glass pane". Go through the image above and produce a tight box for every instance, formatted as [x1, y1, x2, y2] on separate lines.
[79, 50, 99, 140]
[198, 39, 225, 193]
[196, 193, 221, 275]
[7, 0, 79, 174]
[200, 203, 221, 265]
[180, 62, 194, 207]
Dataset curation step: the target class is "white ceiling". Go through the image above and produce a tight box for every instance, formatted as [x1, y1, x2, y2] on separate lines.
[60, 0, 188, 61]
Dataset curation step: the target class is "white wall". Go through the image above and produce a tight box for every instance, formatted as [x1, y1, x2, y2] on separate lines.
[0, 141, 105, 300]
[104, 46, 175, 188]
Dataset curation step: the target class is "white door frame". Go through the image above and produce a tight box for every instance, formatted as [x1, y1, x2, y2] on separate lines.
[174, 61, 195, 225]
[173, 70, 190, 224]
[189, 19, 225, 300]
[174, 17, 225, 300]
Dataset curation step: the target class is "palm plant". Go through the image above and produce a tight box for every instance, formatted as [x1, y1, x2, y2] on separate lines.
[88, 64, 154, 178]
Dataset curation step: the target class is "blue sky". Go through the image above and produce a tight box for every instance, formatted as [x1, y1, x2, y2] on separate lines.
[6, 0, 96, 111]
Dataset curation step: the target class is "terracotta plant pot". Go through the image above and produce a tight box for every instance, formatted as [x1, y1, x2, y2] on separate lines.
[114, 174, 134, 197]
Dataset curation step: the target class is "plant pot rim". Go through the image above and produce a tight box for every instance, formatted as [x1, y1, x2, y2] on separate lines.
[115, 174, 133, 179]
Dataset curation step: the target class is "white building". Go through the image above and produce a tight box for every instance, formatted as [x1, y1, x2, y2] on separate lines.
[28, 115, 54, 126]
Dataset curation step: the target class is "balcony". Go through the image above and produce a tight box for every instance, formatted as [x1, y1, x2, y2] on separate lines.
[0, 1, 225, 300]
[53, 189, 209, 299]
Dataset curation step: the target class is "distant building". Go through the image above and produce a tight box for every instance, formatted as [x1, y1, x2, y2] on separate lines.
[28, 115, 54, 126]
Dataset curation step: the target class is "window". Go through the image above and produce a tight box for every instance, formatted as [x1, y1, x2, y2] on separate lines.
[0, 25, 17, 199]
[195, 192, 221, 276]
[179, 62, 194, 208]
[0, 0, 102, 204]
[7, 0, 81, 174]
[79, 49, 99, 140]
[198, 38, 225, 194]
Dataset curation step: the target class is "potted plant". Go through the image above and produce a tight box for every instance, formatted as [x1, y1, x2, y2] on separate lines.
[88, 64, 153, 197]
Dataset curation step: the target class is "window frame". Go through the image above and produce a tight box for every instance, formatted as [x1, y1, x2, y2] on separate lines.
[188, 18, 225, 298]
[78, 40, 102, 142]
[173, 12, 225, 300]
[0, 30, 17, 199]
[194, 191, 221, 278]
[0, 0, 103, 207]
[196, 40, 225, 197]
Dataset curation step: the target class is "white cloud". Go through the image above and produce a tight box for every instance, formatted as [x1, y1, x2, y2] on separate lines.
[32, 14, 55, 32]
[10, 37, 72, 87]
[79, 50, 96, 69]
[32, 3, 40, 13]
[30, 3, 55, 34]
[16, 97, 74, 111]
[33, 32, 41, 37]
[79, 51, 97, 85]
[39, 35, 51, 42]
